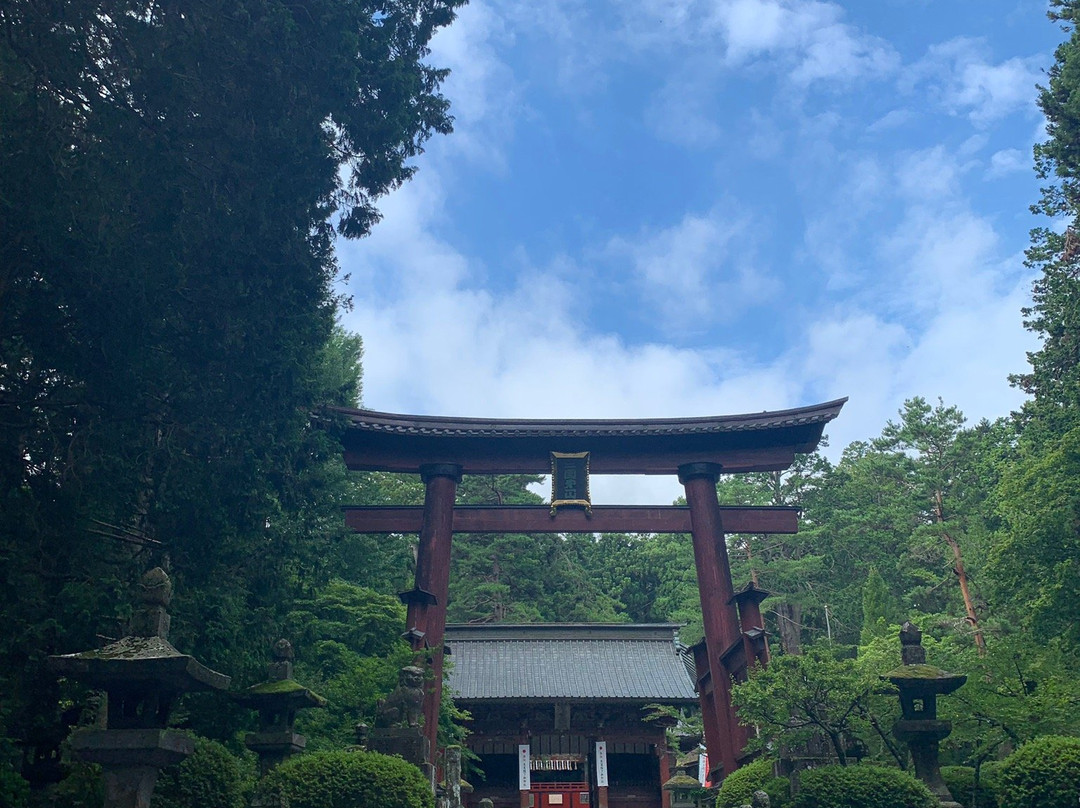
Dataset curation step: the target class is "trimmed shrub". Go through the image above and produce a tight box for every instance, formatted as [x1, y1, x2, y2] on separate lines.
[0, 761, 29, 808]
[52, 761, 104, 808]
[717, 758, 788, 808]
[940, 765, 1001, 808]
[997, 735, 1080, 808]
[151, 736, 251, 808]
[257, 749, 433, 808]
[791, 764, 936, 808]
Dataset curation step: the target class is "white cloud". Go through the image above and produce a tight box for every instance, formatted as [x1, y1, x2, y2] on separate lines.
[332, 0, 1041, 507]
[894, 145, 965, 202]
[606, 208, 780, 333]
[904, 37, 1044, 126]
[427, 0, 521, 169]
[645, 77, 726, 146]
[987, 147, 1028, 177]
[866, 108, 913, 134]
[623, 0, 897, 85]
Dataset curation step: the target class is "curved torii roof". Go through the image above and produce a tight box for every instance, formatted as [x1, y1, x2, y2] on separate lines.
[331, 398, 846, 475]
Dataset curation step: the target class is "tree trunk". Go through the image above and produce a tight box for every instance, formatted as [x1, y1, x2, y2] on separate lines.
[935, 490, 986, 654]
[775, 602, 802, 654]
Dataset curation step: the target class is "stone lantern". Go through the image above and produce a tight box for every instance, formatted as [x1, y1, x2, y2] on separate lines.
[883, 622, 966, 808]
[662, 772, 702, 808]
[49, 568, 230, 808]
[234, 638, 326, 774]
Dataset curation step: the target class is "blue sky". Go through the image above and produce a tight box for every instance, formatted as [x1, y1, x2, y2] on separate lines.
[338, 0, 1059, 503]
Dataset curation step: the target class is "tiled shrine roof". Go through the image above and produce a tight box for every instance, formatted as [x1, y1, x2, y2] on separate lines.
[445, 623, 697, 702]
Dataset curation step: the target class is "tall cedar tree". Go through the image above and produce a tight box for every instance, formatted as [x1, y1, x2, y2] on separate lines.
[1014, 0, 1080, 442]
[991, 0, 1080, 653]
[0, 0, 461, 745]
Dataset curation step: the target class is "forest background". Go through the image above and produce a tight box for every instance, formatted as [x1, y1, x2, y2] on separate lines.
[1, 0, 1079, 798]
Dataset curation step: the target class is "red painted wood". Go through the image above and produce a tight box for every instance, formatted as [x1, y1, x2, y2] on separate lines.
[342, 445, 797, 475]
[681, 466, 746, 781]
[692, 645, 724, 788]
[413, 465, 460, 760]
[344, 505, 799, 535]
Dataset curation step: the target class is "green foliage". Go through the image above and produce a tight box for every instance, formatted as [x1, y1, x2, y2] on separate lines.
[449, 475, 625, 623]
[716, 757, 788, 808]
[791, 764, 936, 808]
[51, 761, 104, 808]
[924, 632, 1080, 761]
[588, 530, 701, 640]
[860, 568, 892, 645]
[257, 749, 434, 808]
[151, 736, 253, 808]
[0, 760, 28, 808]
[733, 644, 895, 766]
[721, 452, 832, 654]
[997, 735, 1080, 808]
[990, 427, 1080, 651]
[940, 765, 1001, 808]
[283, 582, 412, 749]
[998, 0, 1080, 666]
[0, 0, 459, 746]
[1014, 3, 1080, 445]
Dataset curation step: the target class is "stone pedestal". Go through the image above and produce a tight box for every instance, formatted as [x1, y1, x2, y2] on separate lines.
[70, 729, 194, 808]
[245, 730, 306, 775]
[369, 726, 433, 786]
[892, 720, 960, 808]
[368, 726, 430, 767]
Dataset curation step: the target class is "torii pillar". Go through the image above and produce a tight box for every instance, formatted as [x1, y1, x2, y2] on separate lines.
[399, 462, 461, 761]
[679, 463, 750, 783]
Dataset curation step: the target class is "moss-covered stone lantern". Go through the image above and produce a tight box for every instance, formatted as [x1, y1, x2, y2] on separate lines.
[883, 622, 966, 808]
[663, 772, 702, 808]
[234, 638, 326, 774]
[48, 568, 230, 808]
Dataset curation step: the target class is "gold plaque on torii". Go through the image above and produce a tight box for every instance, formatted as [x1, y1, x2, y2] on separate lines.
[550, 451, 591, 516]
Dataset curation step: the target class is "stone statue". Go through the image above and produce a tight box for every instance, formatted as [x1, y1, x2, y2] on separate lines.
[267, 638, 294, 680]
[375, 666, 425, 728]
[272, 638, 294, 661]
[137, 567, 173, 607]
[131, 567, 173, 638]
[738, 791, 770, 808]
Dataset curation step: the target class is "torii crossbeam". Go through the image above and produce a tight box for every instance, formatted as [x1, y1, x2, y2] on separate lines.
[333, 398, 845, 788]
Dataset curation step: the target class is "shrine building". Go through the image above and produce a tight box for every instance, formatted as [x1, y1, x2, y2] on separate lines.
[444, 623, 698, 808]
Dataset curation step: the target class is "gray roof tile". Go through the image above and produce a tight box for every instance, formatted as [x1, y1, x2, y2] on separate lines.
[445, 624, 697, 702]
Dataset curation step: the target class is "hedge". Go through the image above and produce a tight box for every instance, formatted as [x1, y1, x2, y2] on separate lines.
[717, 758, 788, 808]
[997, 735, 1080, 808]
[256, 749, 433, 808]
[791, 764, 936, 808]
[940, 764, 1001, 808]
[151, 736, 251, 808]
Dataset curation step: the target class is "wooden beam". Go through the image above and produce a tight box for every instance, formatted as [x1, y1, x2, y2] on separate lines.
[342, 445, 797, 475]
[343, 505, 799, 535]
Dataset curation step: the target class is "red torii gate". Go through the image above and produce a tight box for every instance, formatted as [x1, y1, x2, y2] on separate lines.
[335, 398, 844, 785]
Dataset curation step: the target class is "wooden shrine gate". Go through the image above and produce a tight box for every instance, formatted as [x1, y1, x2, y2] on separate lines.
[335, 399, 845, 785]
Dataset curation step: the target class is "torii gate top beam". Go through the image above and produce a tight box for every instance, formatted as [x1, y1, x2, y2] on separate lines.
[331, 398, 846, 475]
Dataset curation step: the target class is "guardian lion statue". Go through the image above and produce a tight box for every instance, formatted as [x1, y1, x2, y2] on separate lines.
[375, 665, 425, 727]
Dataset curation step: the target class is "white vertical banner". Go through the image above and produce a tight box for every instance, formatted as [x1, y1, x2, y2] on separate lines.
[594, 741, 608, 787]
[518, 744, 531, 791]
[697, 752, 708, 785]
